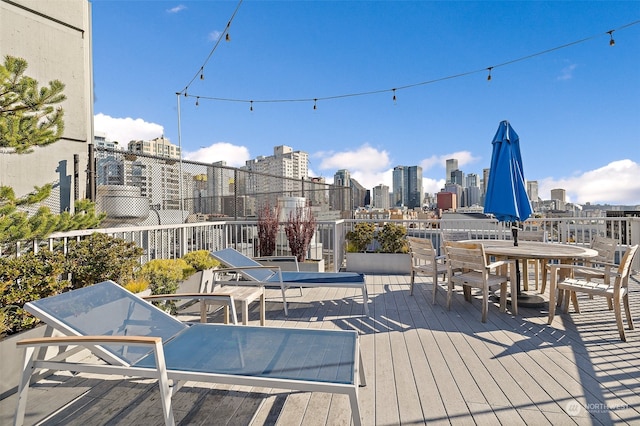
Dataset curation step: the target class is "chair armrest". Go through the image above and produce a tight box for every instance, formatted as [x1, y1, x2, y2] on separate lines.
[142, 293, 238, 324]
[548, 263, 618, 278]
[214, 265, 282, 274]
[487, 259, 514, 270]
[17, 335, 162, 348]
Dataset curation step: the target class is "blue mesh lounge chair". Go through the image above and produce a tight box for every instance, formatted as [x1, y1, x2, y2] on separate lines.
[211, 248, 369, 316]
[14, 281, 365, 426]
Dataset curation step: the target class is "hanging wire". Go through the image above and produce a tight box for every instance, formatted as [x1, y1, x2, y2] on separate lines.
[182, 19, 639, 107]
[178, 0, 244, 95]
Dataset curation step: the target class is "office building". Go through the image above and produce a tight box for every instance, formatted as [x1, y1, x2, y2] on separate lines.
[446, 159, 458, 183]
[392, 165, 423, 209]
[372, 184, 390, 209]
[128, 136, 181, 159]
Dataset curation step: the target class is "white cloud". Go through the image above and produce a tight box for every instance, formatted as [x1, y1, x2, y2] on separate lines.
[94, 113, 164, 145]
[420, 150, 480, 172]
[539, 160, 640, 205]
[183, 142, 250, 168]
[167, 4, 186, 13]
[557, 63, 577, 81]
[316, 144, 391, 172]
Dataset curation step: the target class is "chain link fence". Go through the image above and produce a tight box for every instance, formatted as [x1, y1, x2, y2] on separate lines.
[91, 146, 352, 226]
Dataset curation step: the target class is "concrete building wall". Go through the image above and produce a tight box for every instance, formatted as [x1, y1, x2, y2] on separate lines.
[0, 0, 92, 212]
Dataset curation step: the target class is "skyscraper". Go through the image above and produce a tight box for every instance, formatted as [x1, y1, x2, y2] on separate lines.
[372, 184, 390, 209]
[393, 165, 423, 209]
[446, 159, 458, 183]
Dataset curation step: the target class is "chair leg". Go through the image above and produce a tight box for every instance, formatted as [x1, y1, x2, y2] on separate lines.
[446, 279, 453, 310]
[498, 282, 507, 313]
[613, 297, 626, 342]
[623, 293, 634, 330]
[431, 272, 438, 304]
[571, 291, 580, 313]
[548, 281, 557, 325]
[480, 286, 489, 323]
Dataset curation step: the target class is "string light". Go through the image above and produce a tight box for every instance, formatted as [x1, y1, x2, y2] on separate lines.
[179, 19, 639, 106]
[177, 0, 244, 96]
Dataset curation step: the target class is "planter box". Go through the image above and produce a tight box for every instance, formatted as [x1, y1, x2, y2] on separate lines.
[0, 325, 85, 399]
[345, 253, 411, 274]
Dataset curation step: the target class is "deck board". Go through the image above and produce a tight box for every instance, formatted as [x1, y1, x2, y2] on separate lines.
[2, 271, 640, 425]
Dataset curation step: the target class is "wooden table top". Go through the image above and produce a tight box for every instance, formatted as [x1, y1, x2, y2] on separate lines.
[469, 240, 599, 260]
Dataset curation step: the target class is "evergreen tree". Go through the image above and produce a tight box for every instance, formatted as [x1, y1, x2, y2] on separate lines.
[0, 55, 104, 252]
[0, 55, 66, 153]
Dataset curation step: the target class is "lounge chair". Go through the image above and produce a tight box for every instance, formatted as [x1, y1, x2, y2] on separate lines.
[210, 248, 369, 315]
[14, 281, 365, 426]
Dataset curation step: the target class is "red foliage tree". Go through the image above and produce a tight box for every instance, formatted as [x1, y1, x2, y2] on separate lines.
[284, 204, 316, 262]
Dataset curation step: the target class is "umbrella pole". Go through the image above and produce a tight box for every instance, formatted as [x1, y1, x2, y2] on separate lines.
[512, 224, 521, 295]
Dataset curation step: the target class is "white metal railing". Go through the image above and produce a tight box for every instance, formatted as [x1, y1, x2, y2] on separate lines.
[4, 217, 639, 272]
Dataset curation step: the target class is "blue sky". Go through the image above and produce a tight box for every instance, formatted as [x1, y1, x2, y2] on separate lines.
[91, 1, 640, 205]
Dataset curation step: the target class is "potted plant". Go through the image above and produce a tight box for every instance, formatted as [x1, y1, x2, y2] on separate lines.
[178, 250, 221, 293]
[284, 204, 316, 263]
[257, 202, 280, 257]
[345, 222, 411, 274]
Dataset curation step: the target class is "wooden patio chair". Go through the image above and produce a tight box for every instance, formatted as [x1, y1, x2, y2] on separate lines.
[547, 244, 638, 341]
[444, 241, 517, 323]
[407, 237, 447, 303]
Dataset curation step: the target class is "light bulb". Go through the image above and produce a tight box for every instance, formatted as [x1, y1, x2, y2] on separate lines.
[196, 97, 199, 106]
[608, 30, 615, 46]
[392, 89, 397, 104]
[200, 69, 204, 80]
[226, 33, 230, 42]
[487, 67, 493, 81]
[250, 101, 253, 112]
[313, 99, 317, 110]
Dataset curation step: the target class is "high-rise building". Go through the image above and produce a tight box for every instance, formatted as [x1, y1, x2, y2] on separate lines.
[392, 166, 405, 207]
[450, 169, 464, 186]
[243, 145, 309, 205]
[332, 169, 351, 212]
[466, 173, 479, 188]
[444, 182, 464, 208]
[446, 159, 458, 183]
[392, 165, 423, 209]
[372, 184, 390, 209]
[407, 165, 423, 209]
[128, 136, 181, 159]
[527, 181, 539, 202]
[551, 188, 566, 203]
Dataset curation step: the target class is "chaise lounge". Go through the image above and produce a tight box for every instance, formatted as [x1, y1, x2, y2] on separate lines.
[210, 248, 370, 315]
[13, 281, 365, 425]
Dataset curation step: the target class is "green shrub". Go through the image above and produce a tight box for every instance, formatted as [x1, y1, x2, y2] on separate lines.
[181, 250, 219, 273]
[0, 250, 69, 334]
[65, 233, 143, 289]
[138, 259, 189, 313]
[376, 223, 408, 253]
[345, 222, 375, 253]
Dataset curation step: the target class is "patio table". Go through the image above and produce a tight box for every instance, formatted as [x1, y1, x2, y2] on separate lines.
[467, 240, 598, 307]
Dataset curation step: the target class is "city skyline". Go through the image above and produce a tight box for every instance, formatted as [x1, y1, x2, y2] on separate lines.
[91, 1, 640, 205]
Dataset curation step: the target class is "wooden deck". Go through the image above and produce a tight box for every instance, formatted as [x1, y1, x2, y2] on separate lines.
[2, 272, 640, 425]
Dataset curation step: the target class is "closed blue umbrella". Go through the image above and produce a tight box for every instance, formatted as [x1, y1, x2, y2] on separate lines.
[484, 120, 534, 302]
[484, 120, 532, 227]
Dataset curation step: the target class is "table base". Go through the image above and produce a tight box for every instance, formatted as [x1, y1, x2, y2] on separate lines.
[493, 291, 547, 308]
